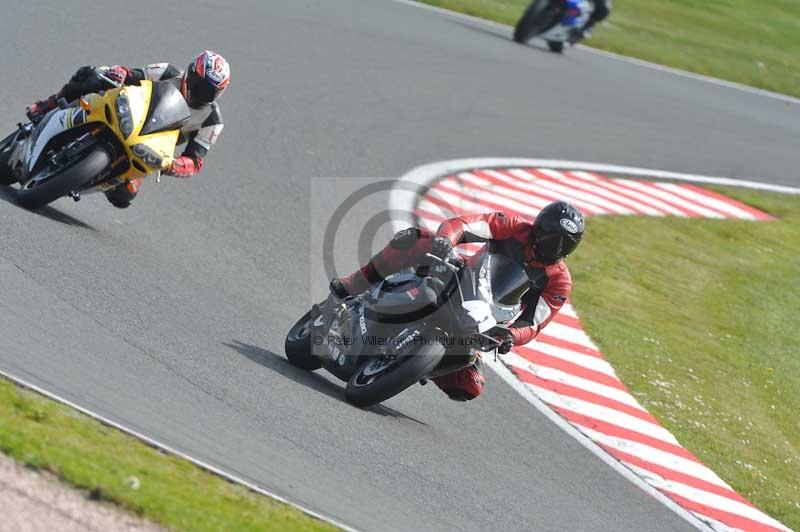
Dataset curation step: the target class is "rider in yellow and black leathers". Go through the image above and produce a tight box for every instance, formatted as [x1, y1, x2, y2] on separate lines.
[26, 51, 230, 208]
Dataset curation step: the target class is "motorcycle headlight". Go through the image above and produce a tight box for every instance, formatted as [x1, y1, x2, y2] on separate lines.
[115, 95, 133, 139]
[132, 144, 164, 169]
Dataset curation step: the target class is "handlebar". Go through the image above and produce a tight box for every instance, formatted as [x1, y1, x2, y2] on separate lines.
[425, 252, 460, 272]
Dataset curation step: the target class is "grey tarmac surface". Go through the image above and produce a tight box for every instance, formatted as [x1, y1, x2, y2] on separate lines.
[1, 1, 797, 531]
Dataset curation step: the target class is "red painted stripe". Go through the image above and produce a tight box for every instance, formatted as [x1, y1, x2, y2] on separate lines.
[552, 406, 700, 463]
[533, 332, 604, 358]
[557, 171, 669, 216]
[462, 170, 552, 209]
[470, 170, 607, 216]
[414, 207, 447, 226]
[513, 366, 661, 425]
[512, 346, 627, 391]
[664, 492, 783, 532]
[570, 172, 686, 217]
[681, 183, 775, 221]
[551, 312, 582, 329]
[652, 183, 737, 219]
[427, 181, 528, 218]
[524, 168, 639, 215]
[599, 446, 754, 508]
[606, 178, 709, 218]
[484, 168, 609, 215]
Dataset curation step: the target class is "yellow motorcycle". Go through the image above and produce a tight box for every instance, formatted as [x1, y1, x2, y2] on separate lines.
[0, 75, 190, 209]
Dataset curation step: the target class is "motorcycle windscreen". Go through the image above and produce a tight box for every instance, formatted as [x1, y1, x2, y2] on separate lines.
[140, 81, 192, 136]
[489, 254, 531, 305]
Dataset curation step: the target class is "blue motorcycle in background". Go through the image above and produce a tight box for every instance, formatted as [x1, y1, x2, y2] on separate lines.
[513, 0, 595, 53]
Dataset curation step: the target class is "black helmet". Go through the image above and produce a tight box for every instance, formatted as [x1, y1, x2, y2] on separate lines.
[531, 201, 585, 264]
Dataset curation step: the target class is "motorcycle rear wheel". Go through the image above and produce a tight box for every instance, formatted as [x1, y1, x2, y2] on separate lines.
[547, 40, 565, 53]
[345, 342, 445, 407]
[513, 0, 562, 43]
[285, 308, 323, 371]
[17, 146, 109, 209]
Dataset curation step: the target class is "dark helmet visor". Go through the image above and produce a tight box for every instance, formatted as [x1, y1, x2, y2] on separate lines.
[533, 233, 579, 264]
[186, 72, 221, 107]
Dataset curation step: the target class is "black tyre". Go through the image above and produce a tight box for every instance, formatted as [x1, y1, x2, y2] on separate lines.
[345, 342, 445, 407]
[17, 147, 109, 209]
[547, 40, 565, 53]
[0, 131, 17, 186]
[513, 0, 562, 44]
[285, 308, 323, 371]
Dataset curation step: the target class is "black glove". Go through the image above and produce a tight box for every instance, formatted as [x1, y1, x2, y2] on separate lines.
[497, 335, 514, 354]
[430, 236, 454, 260]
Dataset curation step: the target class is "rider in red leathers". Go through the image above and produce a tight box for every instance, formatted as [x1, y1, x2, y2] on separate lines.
[330, 201, 585, 401]
[25, 50, 230, 208]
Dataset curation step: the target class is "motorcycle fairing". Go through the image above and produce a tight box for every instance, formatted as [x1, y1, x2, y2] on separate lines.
[540, 0, 594, 42]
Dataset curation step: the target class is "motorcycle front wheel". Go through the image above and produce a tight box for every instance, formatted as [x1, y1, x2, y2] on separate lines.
[345, 341, 445, 407]
[17, 146, 109, 209]
[285, 307, 323, 371]
[0, 131, 18, 185]
[513, 0, 563, 44]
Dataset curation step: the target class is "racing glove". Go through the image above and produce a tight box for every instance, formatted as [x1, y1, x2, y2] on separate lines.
[98, 65, 130, 86]
[430, 236, 454, 260]
[165, 155, 203, 178]
[496, 335, 514, 355]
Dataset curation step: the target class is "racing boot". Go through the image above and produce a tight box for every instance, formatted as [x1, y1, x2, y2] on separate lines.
[105, 179, 140, 209]
[25, 95, 59, 124]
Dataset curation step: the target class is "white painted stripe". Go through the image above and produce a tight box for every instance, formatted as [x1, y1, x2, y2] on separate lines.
[502, 168, 620, 214]
[505, 360, 648, 411]
[650, 477, 790, 530]
[655, 183, 757, 220]
[528, 383, 682, 445]
[455, 171, 555, 210]
[688, 512, 740, 532]
[427, 184, 504, 216]
[475, 169, 608, 215]
[614, 179, 727, 219]
[438, 176, 548, 215]
[522, 342, 612, 376]
[536, 168, 642, 215]
[513, 341, 615, 376]
[537, 321, 599, 350]
[557, 171, 668, 216]
[571, 172, 690, 216]
[416, 198, 453, 219]
[577, 426, 732, 489]
[510, 168, 635, 215]
[558, 303, 579, 319]
[416, 215, 442, 231]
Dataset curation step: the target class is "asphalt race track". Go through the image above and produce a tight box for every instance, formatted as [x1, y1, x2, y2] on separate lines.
[2, 1, 799, 531]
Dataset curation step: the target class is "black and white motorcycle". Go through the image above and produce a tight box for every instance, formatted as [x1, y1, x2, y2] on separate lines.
[285, 250, 533, 407]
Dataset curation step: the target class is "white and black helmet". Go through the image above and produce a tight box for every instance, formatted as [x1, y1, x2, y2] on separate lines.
[531, 201, 585, 264]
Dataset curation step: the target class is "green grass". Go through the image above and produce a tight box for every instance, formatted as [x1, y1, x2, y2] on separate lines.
[567, 186, 800, 528]
[0, 378, 335, 532]
[418, 0, 800, 98]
